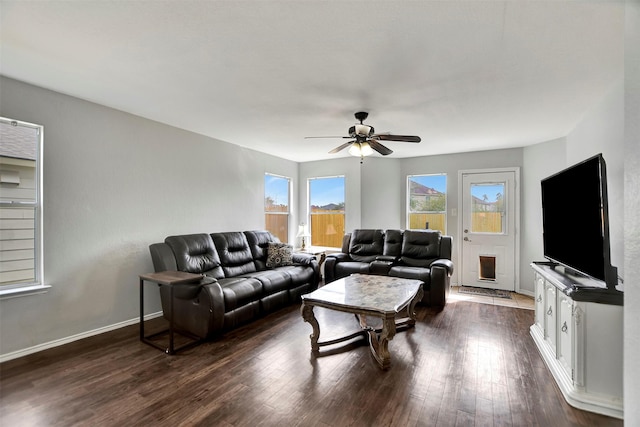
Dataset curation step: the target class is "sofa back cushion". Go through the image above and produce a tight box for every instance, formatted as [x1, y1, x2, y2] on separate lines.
[349, 229, 384, 262]
[211, 231, 257, 277]
[244, 230, 279, 270]
[400, 230, 442, 267]
[165, 234, 225, 279]
[383, 229, 404, 257]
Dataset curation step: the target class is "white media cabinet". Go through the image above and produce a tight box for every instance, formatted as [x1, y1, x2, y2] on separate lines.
[530, 262, 623, 419]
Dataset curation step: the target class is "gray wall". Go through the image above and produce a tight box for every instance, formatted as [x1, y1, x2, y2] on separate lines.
[401, 148, 524, 289]
[624, 0, 640, 423]
[300, 148, 525, 291]
[521, 138, 567, 293]
[1, 69, 637, 421]
[0, 77, 299, 357]
[520, 82, 625, 294]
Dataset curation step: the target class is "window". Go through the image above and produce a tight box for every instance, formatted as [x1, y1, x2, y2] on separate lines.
[407, 174, 447, 233]
[470, 182, 506, 234]
[264, 173, 290, 242]
[309, 176, 344, 248]
[0, 117, 44, 294]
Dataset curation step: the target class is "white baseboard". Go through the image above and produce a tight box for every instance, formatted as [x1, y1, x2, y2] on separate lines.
[0, 311, 163, 364]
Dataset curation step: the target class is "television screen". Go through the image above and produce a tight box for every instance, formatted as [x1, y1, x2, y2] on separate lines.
[541, 154, 614, 286]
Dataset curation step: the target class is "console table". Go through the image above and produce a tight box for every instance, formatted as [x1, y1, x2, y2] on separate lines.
[139, 270, 210, 354]
[295, 246, 339, 281]
[529, 262, 623, 419]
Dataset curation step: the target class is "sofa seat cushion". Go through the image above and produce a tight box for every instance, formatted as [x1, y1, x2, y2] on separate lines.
[335, 261, 371, 278]
[240, 269, 292, 295]
[217, 277, 263, 312]
[389, 266, 431, 286]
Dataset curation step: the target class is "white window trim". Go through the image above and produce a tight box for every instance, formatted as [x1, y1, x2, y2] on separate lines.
[407, 173, 447, 232]
[308, 175, 346, 248]
[264, 173, 291, 242]
[0, 117, 46, 299]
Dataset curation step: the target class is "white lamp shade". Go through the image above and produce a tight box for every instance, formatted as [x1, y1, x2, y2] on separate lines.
[296, 224, 310, 237]
[354, 124, 371, 136]
[349, 141, 374, 157]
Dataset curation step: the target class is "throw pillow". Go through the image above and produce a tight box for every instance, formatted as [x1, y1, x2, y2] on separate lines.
[266, 242, 294, 268]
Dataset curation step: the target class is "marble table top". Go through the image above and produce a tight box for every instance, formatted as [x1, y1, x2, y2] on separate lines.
[302, 274, 422, 313]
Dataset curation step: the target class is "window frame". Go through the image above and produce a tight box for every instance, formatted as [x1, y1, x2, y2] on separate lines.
[407, 173, 447, 233]
[264, 173, 291, 243]
[308, 175, 345, 248]
[0, 117, 47, 298]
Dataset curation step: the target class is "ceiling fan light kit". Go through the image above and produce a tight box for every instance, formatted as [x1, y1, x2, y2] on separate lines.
[348, 141, 373, 157]
[306, 112, 421, 162]
[354, 124, 373, 136]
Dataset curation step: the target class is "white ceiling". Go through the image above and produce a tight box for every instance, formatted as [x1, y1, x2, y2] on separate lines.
[0, 1, 624, 162]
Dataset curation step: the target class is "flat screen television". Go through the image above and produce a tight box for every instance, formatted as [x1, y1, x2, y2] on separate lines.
[541, 153, 618, 289]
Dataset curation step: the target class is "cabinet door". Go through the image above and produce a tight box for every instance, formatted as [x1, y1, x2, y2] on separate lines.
[534, 273, 545, 331]
[557, 293, 574, 381]
[544, 284, 557, 353]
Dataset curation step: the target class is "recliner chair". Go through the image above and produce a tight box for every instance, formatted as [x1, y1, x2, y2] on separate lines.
[324, 229, 454, 306]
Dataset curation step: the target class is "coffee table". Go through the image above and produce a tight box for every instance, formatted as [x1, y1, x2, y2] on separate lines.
[300, 274, 424, 370]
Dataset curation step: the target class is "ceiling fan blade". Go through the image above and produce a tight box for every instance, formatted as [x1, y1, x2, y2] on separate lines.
[369, 140, 393, 156]
[328, 141, 354, 154]
[304, 136, 352, 139]
[374, 134, 421, 143]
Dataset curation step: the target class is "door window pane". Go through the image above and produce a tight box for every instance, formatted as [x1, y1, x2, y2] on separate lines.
[309, 176, 344, 248]
[407, 174, 446, 233]
[470, 182, 505, 233]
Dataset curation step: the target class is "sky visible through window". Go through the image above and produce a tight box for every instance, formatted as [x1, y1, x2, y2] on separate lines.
[265, 175, 289, 207]
[310, 177, 344, 207]
[471, 183, 504, 203]
[411, 174, 446, 193]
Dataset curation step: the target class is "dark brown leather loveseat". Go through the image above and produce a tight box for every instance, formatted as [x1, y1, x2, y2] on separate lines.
[149, 230, 319, 339]
[324, 229, 454, 306]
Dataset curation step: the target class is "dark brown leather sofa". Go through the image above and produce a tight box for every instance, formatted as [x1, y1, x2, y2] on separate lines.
[324, 229, 454, 306]
[149, 230, 319, 339]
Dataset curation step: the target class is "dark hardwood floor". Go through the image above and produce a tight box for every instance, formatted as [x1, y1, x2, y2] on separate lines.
[0, 299, 622, 426]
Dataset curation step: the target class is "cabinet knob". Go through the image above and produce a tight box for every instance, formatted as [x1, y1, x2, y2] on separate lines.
[547, 306, 553, 316]
[561, 321, 568, 333]
[537, 295, 542, 302]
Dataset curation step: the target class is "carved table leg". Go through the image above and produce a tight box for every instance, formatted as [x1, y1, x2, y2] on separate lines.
[406, 287, 424, 326]
[300, 303, 320, 353]
[368, 314, 397, 370]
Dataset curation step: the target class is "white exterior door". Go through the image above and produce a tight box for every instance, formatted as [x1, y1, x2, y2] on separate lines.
[460, 170, 518, 291]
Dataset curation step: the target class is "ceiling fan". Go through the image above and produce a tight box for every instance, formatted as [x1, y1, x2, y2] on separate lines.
[305, 111, 421, 159]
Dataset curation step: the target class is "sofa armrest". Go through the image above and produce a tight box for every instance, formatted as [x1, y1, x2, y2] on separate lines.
[370, 260, 393, 275]
[430, 259, 454, 276]
[324, 252, 350, 283]
[326, 252, 350, 262]
[428, 260, 453, 307]
[292, 252, 315, 265]
[159, 277, 225, 339]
